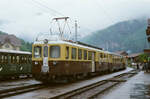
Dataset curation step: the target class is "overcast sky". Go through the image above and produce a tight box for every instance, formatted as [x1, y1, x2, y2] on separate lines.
[0, 0, 150, 41]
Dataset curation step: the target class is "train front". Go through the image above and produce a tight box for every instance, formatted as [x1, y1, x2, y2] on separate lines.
[32, 36, 64, 82]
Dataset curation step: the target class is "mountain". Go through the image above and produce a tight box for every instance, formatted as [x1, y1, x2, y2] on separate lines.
[0, 31, 32, 52]
[81, 19, 148, 53]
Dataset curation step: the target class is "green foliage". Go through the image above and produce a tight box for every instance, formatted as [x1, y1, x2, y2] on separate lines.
[0, 31, 7, 34]
[138, 53, 149, 63]
[20, 39, 32, 52]
[81, 19, 148, 53]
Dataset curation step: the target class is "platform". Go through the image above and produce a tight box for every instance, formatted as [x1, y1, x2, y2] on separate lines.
[100, 71, 150, 99]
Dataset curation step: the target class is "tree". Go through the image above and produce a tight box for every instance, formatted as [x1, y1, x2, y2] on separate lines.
[138, 53, 149, 63]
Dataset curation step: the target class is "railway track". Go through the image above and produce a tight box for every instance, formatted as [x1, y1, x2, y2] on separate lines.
[50, 70, 138, 99]
[0, 78, 33, 84]
[0, 83, 44, 98]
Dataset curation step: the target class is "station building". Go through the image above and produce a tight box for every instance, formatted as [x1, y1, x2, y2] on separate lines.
[0, 34, 21, 51]
[115, 51, 128, 56]
[128, 53, 143, 63]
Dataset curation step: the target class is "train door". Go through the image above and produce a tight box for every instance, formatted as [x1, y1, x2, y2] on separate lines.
[92, 52, 95, 72]
[42, 45, 49, 73]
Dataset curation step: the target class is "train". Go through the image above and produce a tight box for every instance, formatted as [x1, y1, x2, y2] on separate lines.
[32, 37, 127, 83]
[0, 49, 32, 79]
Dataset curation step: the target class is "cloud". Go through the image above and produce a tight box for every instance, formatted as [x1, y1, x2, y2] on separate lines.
[0, 0, 150, 41]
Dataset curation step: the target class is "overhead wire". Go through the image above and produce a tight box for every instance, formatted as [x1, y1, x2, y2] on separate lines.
[30, 0, 92, 32]
[31, 0, 64, 16]
[27, 0, 95, 40]
[94, 0, 115, 24]
[27, 0, 56, 17]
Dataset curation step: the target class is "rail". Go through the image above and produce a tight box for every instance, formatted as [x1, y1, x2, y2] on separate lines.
[0, 84, 44, 98]
[50, 70, 138, 99]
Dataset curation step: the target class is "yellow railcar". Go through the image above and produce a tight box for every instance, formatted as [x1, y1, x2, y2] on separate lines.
[32, 40, 126, 82]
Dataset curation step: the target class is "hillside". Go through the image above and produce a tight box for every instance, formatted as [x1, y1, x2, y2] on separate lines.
[81, 19, 148, 53]
[0, 31, 32, 52]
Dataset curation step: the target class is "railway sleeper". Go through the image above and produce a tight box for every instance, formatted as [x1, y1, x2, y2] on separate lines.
[104, 79, 127, 82]
[0, 84, 42, 94]
[0, 85, 44, 98]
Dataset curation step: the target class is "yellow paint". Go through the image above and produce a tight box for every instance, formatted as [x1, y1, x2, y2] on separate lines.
[32, 43, 126, 64]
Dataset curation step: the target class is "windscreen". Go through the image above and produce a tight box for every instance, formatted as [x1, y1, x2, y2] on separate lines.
[50, 46, 60, 58]
[34, 46, 42, 58]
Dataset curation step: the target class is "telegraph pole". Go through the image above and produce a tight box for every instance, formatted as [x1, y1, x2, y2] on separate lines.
[75, 20, 78, 42]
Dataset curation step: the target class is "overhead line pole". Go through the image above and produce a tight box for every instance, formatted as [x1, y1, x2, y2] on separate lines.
[75, 20, 78, 42]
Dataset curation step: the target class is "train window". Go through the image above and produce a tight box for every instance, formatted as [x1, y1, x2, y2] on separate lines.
[25, 56, 27, 63]
[88, 51, 92, 60]
[99, 53, 103, 58]
[14, 56, 16, 63]
[104, 54, 107, 58]
[24, 56, 26, 63]
[10, 55, 13, 63]
[84, 50, 87, 60]
[19, 56, 22, 63]
[2, 55, 4, 63]
[0, 55, 2, 63]
[72, 48, 76, 59]
[78, 49, 82, 60]
[22, 56, 24, 63]
[13, 56, 15, 63]
[50, 46, 60, 58]
[34, 46, 42, 58]
[104, 54, 106, 58]
[4, 55, 8, 63]
[2, 55, 7, 63]
[27, 56, 31, 63]
[26, 56, 28, 63]
[29, 56, 32, 63]
[17, 56, 19, 63]
[1, 55, 4, 63]
[66, 46, 69, 59]
[0, 55, 1, 63]
[44, 46, 48, 57]
[20, 56, 23, 63]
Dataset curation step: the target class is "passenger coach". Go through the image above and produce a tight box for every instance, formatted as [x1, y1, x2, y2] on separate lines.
[32, 39, 126, 82]
[0, 49, 32, 79]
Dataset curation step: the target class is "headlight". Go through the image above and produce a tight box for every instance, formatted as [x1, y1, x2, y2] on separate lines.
[35, 61, 38, 65]
[53, 61, 57, 66]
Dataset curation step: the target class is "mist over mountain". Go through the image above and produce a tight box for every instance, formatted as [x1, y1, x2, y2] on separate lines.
[81, 19, 148, 53]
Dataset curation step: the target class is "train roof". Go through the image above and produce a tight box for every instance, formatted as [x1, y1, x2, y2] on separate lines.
[34, 40, 122, 56]
[0, 49, 31, 55]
